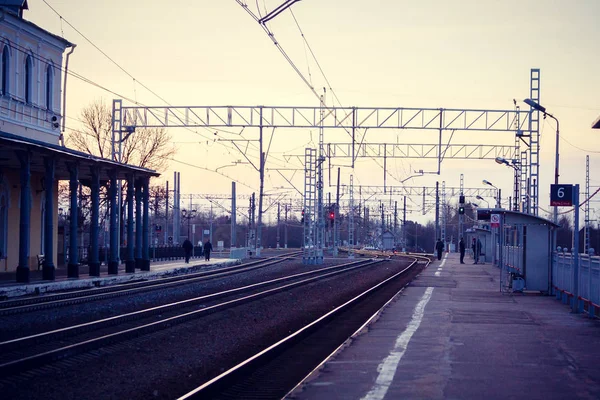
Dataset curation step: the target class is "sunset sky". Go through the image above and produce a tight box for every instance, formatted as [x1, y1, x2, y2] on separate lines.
[25, 0, 600, 224]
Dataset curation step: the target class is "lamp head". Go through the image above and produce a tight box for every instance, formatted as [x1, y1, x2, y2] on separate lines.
[523, 98, 546, 113]
[495, 157, 508, 165]
[476, 195, 484, 201]
[471, 202, 479, 207]
[482, 179, 492, 186]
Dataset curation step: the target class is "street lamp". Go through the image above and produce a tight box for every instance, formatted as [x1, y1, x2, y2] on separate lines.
[524, 98, 560, 224]
[495, 157, 520, 211]
[495, 157, 518, 170]
[482, 180, 500, 208]
[476, 196, 489, 208]
[181, 208, 197, 238]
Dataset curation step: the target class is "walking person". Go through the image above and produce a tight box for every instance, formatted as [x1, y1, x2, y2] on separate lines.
[476, 238, 482, 264]
[204, 239, 213, 261]
[435, 238, 444, 261]
[459, 237, 466, 264]
[472, 238, 477, 264]
[182, 238, 193, 264]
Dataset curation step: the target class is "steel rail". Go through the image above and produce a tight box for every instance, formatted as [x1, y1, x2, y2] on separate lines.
[285, 255, 432, 398]
[180, 255, 426, 399]
[0, 258, 383, 376]
[0, 252, 302, 315]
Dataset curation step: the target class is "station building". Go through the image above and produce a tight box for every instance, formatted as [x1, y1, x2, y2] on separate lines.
[0, 1, 157, 282]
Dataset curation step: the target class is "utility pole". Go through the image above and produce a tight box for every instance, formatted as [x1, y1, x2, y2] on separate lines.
[435, 181, 440, 243]
[231, 182, 236, 248]
[334, 167, 340, 256]
[403, 196, 407, 251]
[394, 200, 398, 247]
[165, 180, 169, 245]
[255, 106, 265, 257]
[284, 203, 288, 249]
[276, 202, 281, 249]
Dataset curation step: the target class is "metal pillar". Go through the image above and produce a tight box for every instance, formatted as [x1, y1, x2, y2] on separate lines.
[316, 96, 325, 262]
[334, 167, 340, 256]
[68, 164, 79, 277]
[16, 151, 31, 283]
[573, 184, 581, 313]
[42, 157, 56, 280]
[435, 181, 440, 242]
[176, 172, 181, 244]
[256, 107, 265, 257]
[165, 180, 169, 244]
[231, 182, 237, 248]
[303, 148, 318, 264]
[521, 151, 529, 213]
[527, 68, 541, 216]
[459, 174, 464, 239]
[108, 171, 119, 274]
[348, 174, 355, 258]
[585, 156, 590, 254]
[394, 201, 398, 246]
[126, 175, 135, 272]
[441, 181, 446, 246]
[403, 196, 407, 251]
[276, 202, 281, 249]
[89, 167, 100, 276]
[284, 203, 288, 249]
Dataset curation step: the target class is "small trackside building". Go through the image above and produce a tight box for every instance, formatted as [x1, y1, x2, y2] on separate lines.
[477, 208, 558, 293]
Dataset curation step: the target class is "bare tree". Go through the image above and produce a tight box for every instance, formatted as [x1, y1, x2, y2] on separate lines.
[67, 99, 175, 170]
[64, 99, 175, 246]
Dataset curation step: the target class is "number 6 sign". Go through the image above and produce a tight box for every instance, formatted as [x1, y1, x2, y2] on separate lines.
[550, 184, 573, 206]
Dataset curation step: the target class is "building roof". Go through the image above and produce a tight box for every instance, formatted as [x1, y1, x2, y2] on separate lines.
[592, 115, 600, 129]
[477, 208, 559, 228]
[0, 2, 74, 48]
[0, 130, 159, 181]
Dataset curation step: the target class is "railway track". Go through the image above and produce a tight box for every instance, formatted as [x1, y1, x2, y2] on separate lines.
[180, 254, 431, 400]
[0, 252, 302, 315]
[0, 257, 381, 378]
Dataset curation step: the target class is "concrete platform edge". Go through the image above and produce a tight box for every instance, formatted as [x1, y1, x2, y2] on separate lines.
[0, 259, 241, 299]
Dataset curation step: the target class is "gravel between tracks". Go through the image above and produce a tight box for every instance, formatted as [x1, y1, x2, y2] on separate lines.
[1, 257, 414, 400]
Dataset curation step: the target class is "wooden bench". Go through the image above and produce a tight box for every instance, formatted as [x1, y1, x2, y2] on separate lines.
[37, 254, 45, 270]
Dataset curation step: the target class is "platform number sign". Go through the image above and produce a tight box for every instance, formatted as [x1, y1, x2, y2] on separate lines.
[550, 184, 573, 207]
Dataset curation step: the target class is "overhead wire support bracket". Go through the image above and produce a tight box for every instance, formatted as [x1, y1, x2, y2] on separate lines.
[259, 0, 302, 24]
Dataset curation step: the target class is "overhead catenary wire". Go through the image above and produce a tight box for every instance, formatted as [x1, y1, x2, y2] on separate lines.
[35, 4, 289, 177]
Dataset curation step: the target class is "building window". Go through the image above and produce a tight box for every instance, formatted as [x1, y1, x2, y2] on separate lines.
[45, 64, 54, 110]
[24, 55, 33, 104]
[1, 45, 9, 96]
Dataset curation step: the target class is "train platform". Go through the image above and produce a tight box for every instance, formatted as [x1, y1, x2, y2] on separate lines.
[0, 256, 240, 299]
[292, 252, 600, 400]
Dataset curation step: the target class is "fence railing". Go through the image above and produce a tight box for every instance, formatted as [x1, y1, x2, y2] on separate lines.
[553, 252, 600, 317]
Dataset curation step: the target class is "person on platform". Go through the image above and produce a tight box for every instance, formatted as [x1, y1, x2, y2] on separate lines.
[435, 238, 444, 261]
[459, 237, 466, 264]
[182, 238, 193, 264]
[204, 239, 213, 261]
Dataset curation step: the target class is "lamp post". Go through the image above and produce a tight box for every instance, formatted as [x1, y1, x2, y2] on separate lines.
[181, 208, 197, 239]
[470, 202, 479, 223]
[495, 157, 520, 212]
[524, 98, 560, 224]
[475, 196, 489, 208]
[482, 180, 500, 208]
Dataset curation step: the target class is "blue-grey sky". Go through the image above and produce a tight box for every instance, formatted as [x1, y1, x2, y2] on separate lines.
[26, 0, 600, 222]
